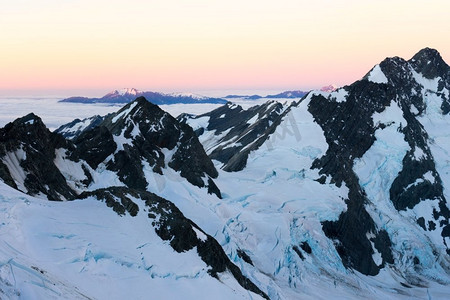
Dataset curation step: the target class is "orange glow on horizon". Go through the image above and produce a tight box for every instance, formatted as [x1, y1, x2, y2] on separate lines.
[1, 0, 449, 95]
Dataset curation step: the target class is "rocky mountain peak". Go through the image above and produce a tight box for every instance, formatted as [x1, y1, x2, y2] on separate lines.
[409, 47, 450, 79]
[68, 96, 221, 196]
[113, 96, 165, 120]
[2, 113, 45, 132]
[103, 96, 180, 149]
[1, 113, 66, 153]
[0, 113, 77, 200]
[16, 112, 42, 124]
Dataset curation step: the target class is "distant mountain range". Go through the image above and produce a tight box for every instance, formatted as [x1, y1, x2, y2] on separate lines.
[224, 90, 308, 100]
[224, 86, 337, 100]
[59, 88, 228, 105]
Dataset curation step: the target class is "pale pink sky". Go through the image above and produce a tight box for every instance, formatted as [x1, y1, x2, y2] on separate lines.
[1, 0, 449, 96]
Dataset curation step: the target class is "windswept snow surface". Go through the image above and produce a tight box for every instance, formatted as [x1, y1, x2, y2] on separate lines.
[0, 182, 264, 300]
[1, 146, 28, 193]
[368, 65, 389, 84]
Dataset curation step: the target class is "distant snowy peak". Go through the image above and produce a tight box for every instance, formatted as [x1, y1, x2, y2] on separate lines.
[265, 90, 308, 98]
[224, 90, 308, 100]
[319, 84, 338, 92]
[107, 88, 142, 97]
[167, 92, 208, 100]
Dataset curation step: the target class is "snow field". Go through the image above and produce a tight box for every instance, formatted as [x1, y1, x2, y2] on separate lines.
[0, 182, 264, 300]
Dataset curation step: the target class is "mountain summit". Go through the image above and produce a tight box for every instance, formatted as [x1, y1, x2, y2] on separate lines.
[409, 47, 450, 80]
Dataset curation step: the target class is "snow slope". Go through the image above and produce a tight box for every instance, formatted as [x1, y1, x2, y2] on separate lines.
[0, 182, 264, 300]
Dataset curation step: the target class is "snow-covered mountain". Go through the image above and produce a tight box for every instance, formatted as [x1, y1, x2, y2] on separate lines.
[59, 88, 227, 105]
[319, 84, 338, 92]
[169, 47, 450, 297]
[1, 47, 450, 299]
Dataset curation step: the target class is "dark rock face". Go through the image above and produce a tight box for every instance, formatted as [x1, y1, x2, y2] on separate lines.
[409, 47, 450, 80]
[180, 101, 288, 171]
[80, 187, 268, 299]
[308, 48, 450, 275]
[309, 82, 393, 186]
[80, 187, 139, 216]
[292, 245, 305, 260]
[300, 242, 312, 254]
[236, 249, 253, 266]
[0, 114, 78, 200]
[169, 123, 219, 186]
[72, 126, 117, 170]
[307, 82, 395, 275]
